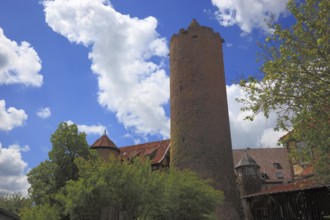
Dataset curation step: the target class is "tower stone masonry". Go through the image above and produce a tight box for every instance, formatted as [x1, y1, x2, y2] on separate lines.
[170, 19, 242, 219]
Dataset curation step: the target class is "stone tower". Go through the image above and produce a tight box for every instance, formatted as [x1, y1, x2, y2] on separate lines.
[170, 19, 241, 219]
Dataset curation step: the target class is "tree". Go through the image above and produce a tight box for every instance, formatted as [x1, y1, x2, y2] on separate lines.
[238, 0, 330, 175]
[27, 122, 91, 219]
[0, 193, 31, 215]
[27, 160, 56, 205]
[59, 156, 223, 220]
[20, 203, 61, 220]
[49, 122, 91, 189]
[149, 168, 221, 220]
[25, 122, 221, 219]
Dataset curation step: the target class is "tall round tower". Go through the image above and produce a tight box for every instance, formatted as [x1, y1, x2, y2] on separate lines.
[170, 19, 241, 219]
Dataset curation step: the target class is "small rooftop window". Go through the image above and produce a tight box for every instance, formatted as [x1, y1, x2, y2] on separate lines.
[260, 173, 269, 180]
[273, 162, 283, 169]
[276, 172, 284, 179]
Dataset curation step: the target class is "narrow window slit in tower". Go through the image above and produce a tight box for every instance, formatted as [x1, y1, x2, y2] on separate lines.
[180, 85, 182, 91]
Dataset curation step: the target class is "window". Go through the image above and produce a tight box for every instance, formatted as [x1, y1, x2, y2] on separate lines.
[245, 167, 255, 175]
[151, 164, 159, 171]
[260, 173, 269, 180]
[273, 162, 283, 169]
[276, 172, 284, 179]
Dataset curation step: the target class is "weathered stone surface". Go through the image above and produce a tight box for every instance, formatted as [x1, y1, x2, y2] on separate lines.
[170, 19, 242, 220]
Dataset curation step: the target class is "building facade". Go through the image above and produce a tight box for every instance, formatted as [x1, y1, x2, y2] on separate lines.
[90, 20, 330, 219]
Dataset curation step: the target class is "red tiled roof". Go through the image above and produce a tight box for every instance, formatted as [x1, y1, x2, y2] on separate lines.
[91, 136, 293, 184]
[91, 134, 119, 152]
[243, 178, 330, 198]
[233, 148, 293, 183]
[120, 140, 170, 164]
[300, 165, 314, 176]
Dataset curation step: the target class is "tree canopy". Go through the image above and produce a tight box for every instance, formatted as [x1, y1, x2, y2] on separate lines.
[24, 122, 222, 220]
[59, 156, 222, 220]
[0, 193, 31, 215]
[238, 0, 330, 175]
[26, 122, 91, 219]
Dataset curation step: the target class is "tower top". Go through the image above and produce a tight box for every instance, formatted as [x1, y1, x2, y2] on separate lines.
[171, 19, 224, 43]
[188, 19, 200, 28]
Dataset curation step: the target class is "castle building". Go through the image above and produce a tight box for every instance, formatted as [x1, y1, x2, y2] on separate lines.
[91, 138, 294, 189]
[90, 20, 330, 219]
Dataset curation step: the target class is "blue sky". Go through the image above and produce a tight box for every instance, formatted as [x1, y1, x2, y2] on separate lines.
[0, 0, 290, 194]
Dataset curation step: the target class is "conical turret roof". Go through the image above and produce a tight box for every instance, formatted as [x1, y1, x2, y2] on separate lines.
[91, 132, 120, 153]
[235, 152, 260, 169]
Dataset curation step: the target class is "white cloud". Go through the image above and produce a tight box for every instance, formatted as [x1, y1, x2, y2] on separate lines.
[0, 143, 30, 195]
[123, 133, 142, 145]
[227, 84, 285, 148]
[78, 124, 106, 136]
[43, 0, 170, 139]
[67, 120, 106, 136]
[0, 28, 43, 86]
[0, 100, 28, 131]
[42, 0, 286, 146]
[36, 107, 51, 119]
[211, 0, 289, 33]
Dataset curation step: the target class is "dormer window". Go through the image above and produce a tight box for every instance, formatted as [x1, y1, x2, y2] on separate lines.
[260, 173, 269, 180]
[273, 162, 283, 169]
[276, 172, 284, 179]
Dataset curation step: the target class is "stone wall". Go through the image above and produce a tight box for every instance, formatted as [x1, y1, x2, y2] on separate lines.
[170, 19, 242, 220]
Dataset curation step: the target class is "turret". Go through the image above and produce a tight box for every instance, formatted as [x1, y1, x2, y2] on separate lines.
[90, 131, 120, 159]
[235, 152, 261, 196]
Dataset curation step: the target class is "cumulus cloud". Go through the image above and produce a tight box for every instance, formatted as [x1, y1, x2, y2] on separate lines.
[227, 84, 286, 148]
[36, 107, 51, 119]
[43, 0, 170, 139]
[211, 0, 289, 33]
[0, 28, 43, 86]
[0, 100, 28, 131]
[0, 143, 30, 195]
[42, 0, 285, 146]
[67, 120, 106, 136]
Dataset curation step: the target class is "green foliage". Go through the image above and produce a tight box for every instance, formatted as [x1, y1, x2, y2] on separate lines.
[0, 193, 31, 215]
[20, 203, 60, 220]
[27, 160, 56, 205]
[149, 169, 222, 220]
[60, 156, 222, 220]
[49, 122, 91, 189]
[26, 122, 91, 219]
[25, 122, 222, 219]
[238, 0, 330, 176]
[27, 122, 91, 205]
